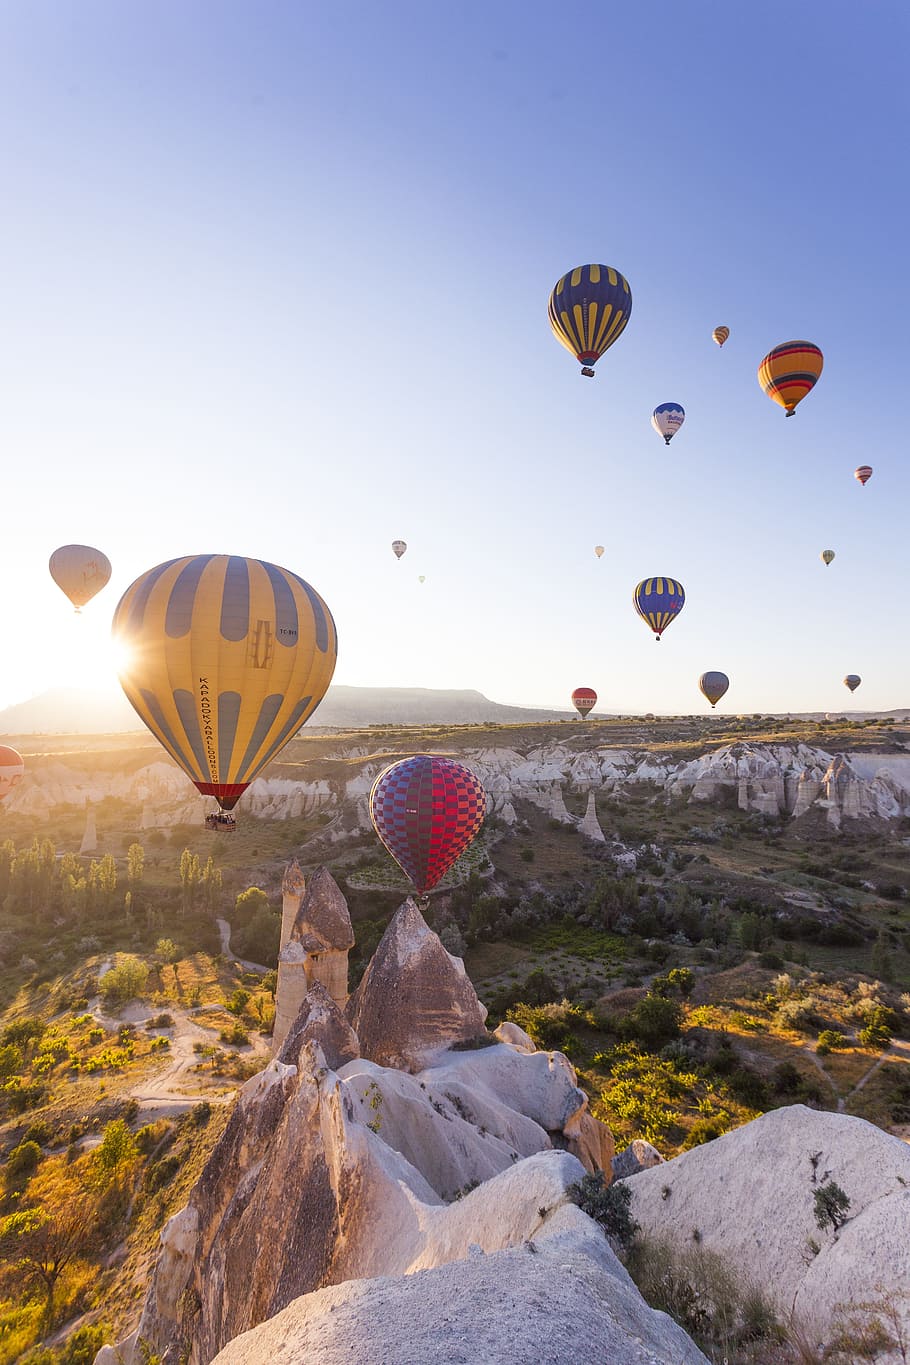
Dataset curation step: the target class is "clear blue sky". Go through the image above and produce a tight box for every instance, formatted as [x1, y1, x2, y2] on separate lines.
[0, 1, 906, 716]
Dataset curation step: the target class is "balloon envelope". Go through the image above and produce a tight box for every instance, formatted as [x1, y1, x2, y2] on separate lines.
[699, 671, 730, 708]
[758, 341, 823, 415]
[571, 687, 597, 718]
[0, 746, 24, 801]
[49, 545, 112, 610]
[112, 555, 337, 810]
[844, 674, 861, 692]
[821, 549, 835, 566]
[712, 326, 730, 347]
[594, 545, 605, 559]
[633, 577, 685, 640]
[369, 755, 486, 894]
[548, 264, 632, 375]
[392, 540, 407, 559]
[651, 403, 685, 445]
[854, 466, 873, 486]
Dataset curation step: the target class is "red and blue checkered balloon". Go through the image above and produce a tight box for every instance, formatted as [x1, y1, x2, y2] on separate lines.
[369, 755, 487, 894]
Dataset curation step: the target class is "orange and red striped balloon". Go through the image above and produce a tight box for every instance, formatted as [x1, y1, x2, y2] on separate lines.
[854, 466, 873, 486]
[758, 341, 823, 416]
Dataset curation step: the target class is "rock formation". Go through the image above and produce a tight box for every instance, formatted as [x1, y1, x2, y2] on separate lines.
[611, 1138, 665, 1179]
[79, 803, 97, 854]
[276, 983, 359, 1072]
[279, 858, 307, 950]
[579, 790, 606, 842]
[345, 899, 488, 1070]
[622, 1105, 910, 1355]
[210, 1219, 707, 1365]
[273, 867, 354, 1052]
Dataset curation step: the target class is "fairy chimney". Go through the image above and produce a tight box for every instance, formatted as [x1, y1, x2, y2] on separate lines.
[272, 866, 355, 1053]
[279, 858, 307, 951]
[80, 804, 97, 855]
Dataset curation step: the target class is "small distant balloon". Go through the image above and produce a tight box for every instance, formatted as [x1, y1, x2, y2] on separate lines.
[548, 263, 632, 377]
[854, 466, 873, 486]
[821, 549, 835, 566]
[392, 540, 407, 559]
[633, 577, 685, 641]
[844, 674, 861, 693]
[699, 672, 730, 708]
[594, 545, 605, 559]
[418, 575, 426, 584]
[758, 341, 824, 416]
[651, 403, 685, 445]
[0, 746, 24, 801]
[712, 326, 730, 348]
[572, 687, 597, 718]
[49, 545, 112, 612]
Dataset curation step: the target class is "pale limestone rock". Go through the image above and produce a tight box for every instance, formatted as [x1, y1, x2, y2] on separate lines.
[277, 982, 359, 1073]
[274, 868, 353, 1051]
[579, 791, 606, 842]
[211, 1220, 707, 1365]
[623, 1105, 910, 1359]
[346, 900, 488, 1070]
[611, 1139, 665, 1179]
[279, 858, 306, 950]
[494, 1020, 536, 1052]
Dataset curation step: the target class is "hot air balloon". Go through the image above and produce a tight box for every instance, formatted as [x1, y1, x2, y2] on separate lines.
[712, 326, 730, 348]
[369, 755, 486, 895]
[111, 555, 337, 814]
[758, 341, 824, 416]
[651, 403, 685, 445]
[594, 545, 605, 559]
[548, 264, 632, 377]
[0, 746, 24, 801]
[844, 674, 861, 693]
[854, 466, 873, 486]
[633, 577, 685, 641]
[572, 687, 597, 718]
[49, 545, 112, 612]
[699, 672, 729, 708]
[392, 540, 407, 560]
[418, 575, 426, 584]
[821, 550, 835, 566]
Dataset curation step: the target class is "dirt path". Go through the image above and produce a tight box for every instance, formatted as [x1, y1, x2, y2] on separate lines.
[216, 917, 271, 975]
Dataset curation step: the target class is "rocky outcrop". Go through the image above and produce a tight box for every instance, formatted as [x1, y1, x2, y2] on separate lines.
[579, 791, 606, 841]
[276, 983, 359, 1072]
[274, 868, 354, 1051]
[211, 1220, 707, 1365]
[114, 1025, 622, 1365]
[346, 900, 488, 1070]
[611, 1139, 665, 1179]
[622, 1105, 910, 1358]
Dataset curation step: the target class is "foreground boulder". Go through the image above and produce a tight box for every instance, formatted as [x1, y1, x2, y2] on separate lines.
[212, 1222, 707, 1365]
[346, 899, 488, 1069]
[622, 1104, 910, 1357]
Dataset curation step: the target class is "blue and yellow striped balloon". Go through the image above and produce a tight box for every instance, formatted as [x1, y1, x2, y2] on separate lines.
[548, 264, 632, 377]
[633, 577, 686, 641]
[112, 555, 337, 810]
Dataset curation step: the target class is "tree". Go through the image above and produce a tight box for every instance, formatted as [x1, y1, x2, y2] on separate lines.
[95, 1119, 137, 1174]
[0, 1178, 99, 1330]
[98, 957, 149, 1007]
[814, 1180, 851, 1233]
[179, 849, 200, 913]
[155, 938, 180, 965]
[618, 993, 683, 1049]
[127, 842, 145, 888]
[201, 856, 223, 914]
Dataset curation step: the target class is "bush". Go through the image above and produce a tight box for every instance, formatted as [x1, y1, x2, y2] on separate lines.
[617, 994, 682, 1050]
[99, 956, 149, 1007]
[816, 1029, 846, 1055]
[0, 1042, 23, 1077]
[814, 1179, 851, 1232]
[506, 1001, 589, 1054]
[219, 1023, 250, 1047]
[859, 1019, 892, 1049]
[59, 1323, 110, 1365]
[683, 1117, 729, 1148]
[5, 1139, 42, 1182]
[568, 1171, 639, 1249]
[145, 1153, 181, 1191]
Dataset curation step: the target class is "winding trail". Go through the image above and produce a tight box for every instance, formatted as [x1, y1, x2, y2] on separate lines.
[216, 917, 271, 975]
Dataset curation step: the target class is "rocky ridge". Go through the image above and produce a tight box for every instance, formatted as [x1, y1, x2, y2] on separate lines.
[13, 741, 910, 832]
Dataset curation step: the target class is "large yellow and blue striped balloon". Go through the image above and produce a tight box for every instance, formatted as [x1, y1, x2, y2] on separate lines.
[633, 577, 685, 641]
[112, 555, 337, 810]
[548, 264, 632, 377]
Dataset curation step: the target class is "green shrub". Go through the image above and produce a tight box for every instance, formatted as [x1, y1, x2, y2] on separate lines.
[5, 1139, 42, 1182]
[859, 1019, 892, 1049]
[58, 1323, 110, 1365]
[506, 1001, 589, 1054]
[145, 1154, 181, 1191]
[219, 1023, 250, 1047]
[98, 956, 149, 1006]
[568, 1171, 639, 1249]
[814, 1180, 851, 1233]
[683, 1116, 730, 1148]
[617, 994, 682, 1050]
[0, 1042, 23, 1077]
[816, 1029, 846, 1055]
